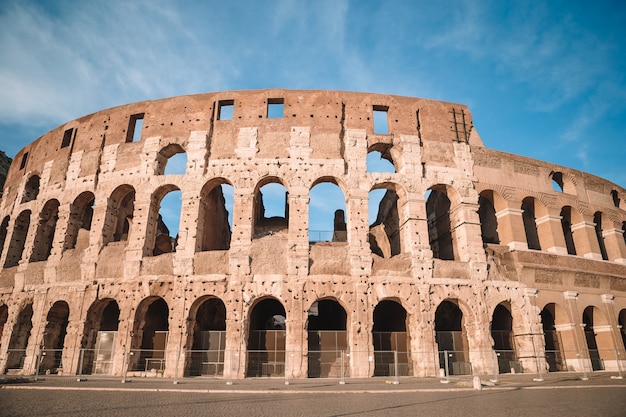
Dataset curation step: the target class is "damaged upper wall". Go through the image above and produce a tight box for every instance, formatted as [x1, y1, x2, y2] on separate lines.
[3, 90, 479, 200]
[473, 146, 626, 211]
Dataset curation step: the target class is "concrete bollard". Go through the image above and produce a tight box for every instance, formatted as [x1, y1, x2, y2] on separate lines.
[472, 376, 482, 390]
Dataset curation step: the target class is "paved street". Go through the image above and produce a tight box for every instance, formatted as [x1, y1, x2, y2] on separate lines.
[1, 373, 625, 417]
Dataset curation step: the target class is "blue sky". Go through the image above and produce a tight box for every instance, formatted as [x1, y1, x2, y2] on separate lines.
[1, 0, 625, 236]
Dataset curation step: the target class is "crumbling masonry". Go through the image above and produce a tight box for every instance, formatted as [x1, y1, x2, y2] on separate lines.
[0, 89, 625, 379]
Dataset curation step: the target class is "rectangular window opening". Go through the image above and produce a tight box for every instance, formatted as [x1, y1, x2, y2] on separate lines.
[267, 98, 284, 118]
[373, 105, 389, 134]
[61, 128, 74, 148]
[126, 113, 145, 143]
[19, 152, 28, 170]
[217, 100, 234, 121]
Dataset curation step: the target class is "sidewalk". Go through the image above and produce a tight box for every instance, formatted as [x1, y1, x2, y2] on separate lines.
[2, 371, 625, 394]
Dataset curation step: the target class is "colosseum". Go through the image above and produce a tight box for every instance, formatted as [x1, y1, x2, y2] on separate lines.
[0, 89, 625, 380]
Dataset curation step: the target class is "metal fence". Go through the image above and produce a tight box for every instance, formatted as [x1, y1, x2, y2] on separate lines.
[5, 347, 624, 381]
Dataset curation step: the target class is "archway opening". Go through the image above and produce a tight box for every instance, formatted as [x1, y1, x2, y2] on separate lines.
[253, 181, 288, 239]
[30, 199, 60, 262]
[64, 192, 95, 251]
[157, 144, 187, 175]
[21, 175, 40, 203]
[560, 207, 576, 255]
[368, 186, 402, 258]
[309, 180, 347, 242]
[6, 304, 33, 369]
[4, 210, 30, 268]
[521, 197, 541, 250]
[40, 301, 69, 373]
[541, 304, 565, 372]
[478, 192, 500, 245]
[131, 297, 169, 373]
[81, 299, 120, 375]
[372, 300, 410, 376]
[103, 186, 135, 246]
[435, 300, 470, 375]
[197, 182, 233, 251]
[247, 298, 286, 377]
[366, 149, 396, 173]
[307, 299, 348, 378]
[0, 304, 8, 346]
[151, 187, 181, 256]
[186, 297, 226, 376]
[0, 216, 9, 260]
[426, 187, 455, 260]
[583, 306, 604, 371]
[594, 212, 608, 260]
[491, 303, 517, 373]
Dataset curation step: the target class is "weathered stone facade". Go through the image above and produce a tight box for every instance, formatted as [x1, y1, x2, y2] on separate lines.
[0, 150, 11, 196]
[0, 89, 625, 379]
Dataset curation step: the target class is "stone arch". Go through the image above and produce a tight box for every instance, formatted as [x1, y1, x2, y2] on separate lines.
[309, 177, 348, 242]
[30, 199, 60, 262]
[4, 210, 31, 268]
[40, 300, 70, 373]
[306, 298, 348, 378]
[130, 297, 169, 372]
[246, 297, 286, 377]
[582, 305, 611, 371]
[521, 197, 544, 250]
[368, 182, 407, 258]
[550, 171, 576, 194]
[156, 143, 187, 175]
[491, 302, 517, 373]
[0, 303, 8, 348]
[372, 299, 411, 376]
[63, 191, 95, 251]
[148, 184, 181, 256]
[619, 309, 626, 351]
[102, 185, 135, 246]
[21, 174, 40, 203]
[366, 143, 396, 173]
[434, 299, 471, 375]
[426, 185, 458, 260]
[80, 298, 120, 375]
[185, 296, 227, 376]
[540, 302, 571, 372]
[0, 216, 9, 260]
[6, 303, 33, 370]
[593, 211, 609, 260]
[253, 176, 289, 239]
[478, 190, 500, 245]
[197, 178, 233, 252]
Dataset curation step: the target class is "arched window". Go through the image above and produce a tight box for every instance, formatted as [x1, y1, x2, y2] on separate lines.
[186, 297, 227, 376]
[151, 186, 182, 256]
[434, 300, 470, 375]
[309, 179, 347, 243]
[307, 299, 347, 378]
[81, 298, 120, 375]
[21, 175, 40, 203]
[521, 197, 541, 250]
[369, 184, 402, 257]
[40, 301, 70, 373]
[6, 303, 33, 369]
[157, 144, 187, 175]
[197, 180, 233, 252]
[491, 303, 516, 373]
[30, 199, 60, 262]
[372, 300, 410, 376]
[130, 297, 169, 372]
[0, 216, 9, 260]
[4, 210, 31, 268]
[102, 185, 135, 246]
[478, 191, 500, 245]
[64, 192, 95, 251]
[253, 179, 288, 239]
[426, 186, 454, 260]
[366, 146, 396, 173]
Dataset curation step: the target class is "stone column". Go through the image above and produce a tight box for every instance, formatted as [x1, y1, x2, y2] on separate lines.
[602, 226, 626, 264]
[495, 207, 528, 251]
[449, 201, 484, 262]
[287, 188, 309, 277]
[601, 294, 626, 372]
[535, 211, 568, 255]
[571, 218, 603, 260]
[562, 291, 591, 372]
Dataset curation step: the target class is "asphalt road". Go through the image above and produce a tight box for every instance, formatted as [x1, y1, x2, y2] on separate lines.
[1, 376, 625, 417]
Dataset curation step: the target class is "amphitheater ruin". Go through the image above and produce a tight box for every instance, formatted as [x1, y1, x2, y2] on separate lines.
[0, 89, 625, 380]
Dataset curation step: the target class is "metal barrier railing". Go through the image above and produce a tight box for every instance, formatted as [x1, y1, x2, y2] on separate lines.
[4, 347, 624, 382]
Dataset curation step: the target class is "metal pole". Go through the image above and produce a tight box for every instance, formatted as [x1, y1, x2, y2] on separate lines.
[339, 350, 346, 385]
[531, 333, 544, 382]
[34, 351, 45, 381]
[491, 351, 499, 383]
[393, 350, 399, 384]
[441, 350, 450, 383]
[284, 351, 289, 385]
